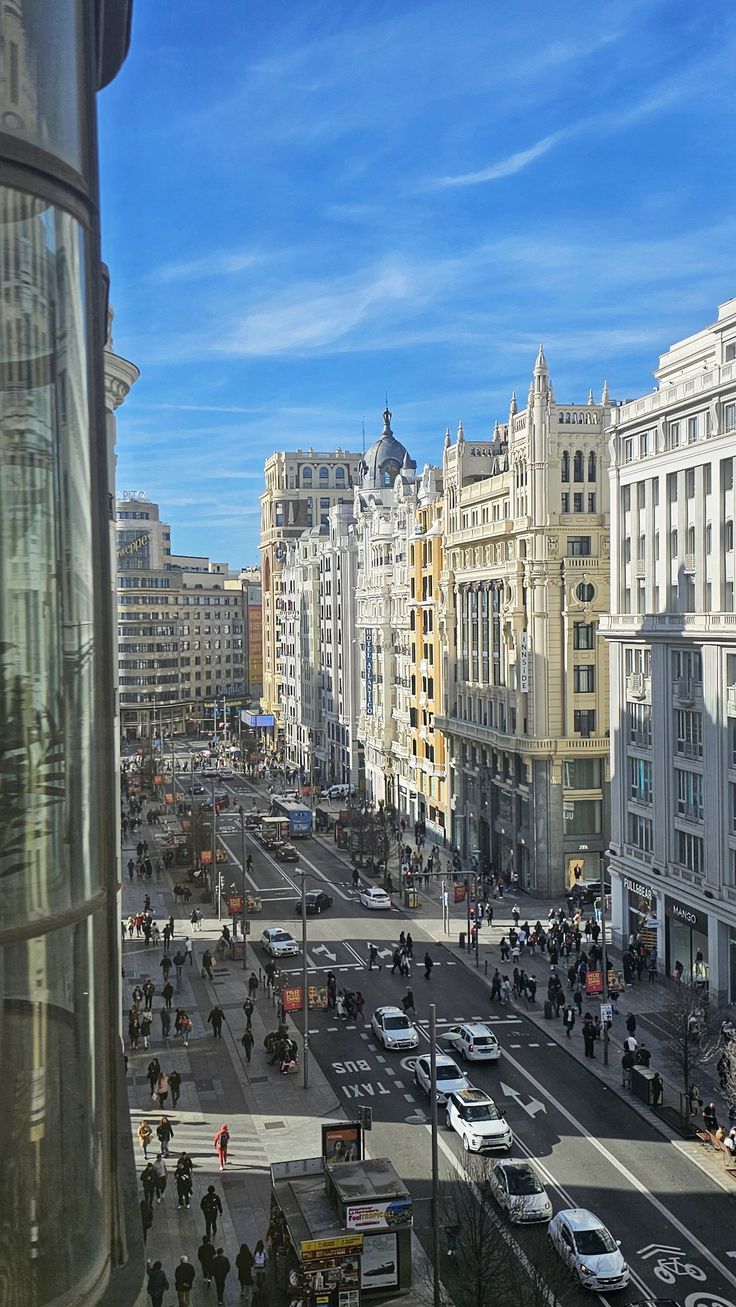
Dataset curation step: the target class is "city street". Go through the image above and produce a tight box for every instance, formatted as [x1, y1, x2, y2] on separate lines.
[168, 764, 736, 1307]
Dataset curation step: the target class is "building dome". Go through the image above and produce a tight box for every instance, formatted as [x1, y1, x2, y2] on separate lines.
[359, 408, 415, 489]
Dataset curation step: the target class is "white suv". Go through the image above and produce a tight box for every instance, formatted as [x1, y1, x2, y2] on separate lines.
[444, 1022, 501, 1062]
[446, 1088, 512, 1152]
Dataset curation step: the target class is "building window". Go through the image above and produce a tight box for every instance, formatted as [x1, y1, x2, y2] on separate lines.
[574, 709, 596, 735]
[676, 768, 704, 822]
[576, 582, 594, 602]
[573, 622, 594, 650]
[675, 709, 703, 758]
[676, 829, 703, 874]
[301, 466, 312, 485]
[563, 799, 602, 834]
[629, 812, 653, 852]
[573, 493, 584, 512]
[726, 343, 736, 362]
[669, 421, 680, 448]
[561, 493, 569, 513]
[670, 528, 678, 557]
[319, 466, 329, 482]
[562, 758, 602, 788]
[573, 450, 584, 481]
[573, 664, 596, 693]
[622, 485, 631, 511]
[561, 451, 569, 482]
[629, 756, 653, 804]
[639, 432, 649, 458]
[624, 537, 631, 563]
[567, 536, 591, 556]
[336, 465, 346, 482]
[623, 438, 634, 464]
[727, 521, 734, 552]
[687, 415, 699, 444]
[628, 701, 652, 748]
[588, 451, 596, 481]
[588, 493, 596, 513]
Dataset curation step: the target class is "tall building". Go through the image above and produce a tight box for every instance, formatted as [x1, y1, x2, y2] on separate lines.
[354, 409, 418, 809]
[604, 297, 736, 1001]
[116, 496, 250, 737]
[437, 351, 612, 896]
[0, 3, 146, 1305]
[259, 446, 361, 728]
[408, 464, 449, 838]
[240, 566, 263, 703]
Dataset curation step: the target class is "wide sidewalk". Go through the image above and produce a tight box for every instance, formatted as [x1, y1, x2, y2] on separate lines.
[122, 805, 437, 1306]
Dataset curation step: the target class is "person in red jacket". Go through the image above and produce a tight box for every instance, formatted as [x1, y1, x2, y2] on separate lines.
[213, 1122, 230, 1170]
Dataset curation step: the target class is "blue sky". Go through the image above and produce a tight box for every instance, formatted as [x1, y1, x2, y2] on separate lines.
[99, 0, 736, 565]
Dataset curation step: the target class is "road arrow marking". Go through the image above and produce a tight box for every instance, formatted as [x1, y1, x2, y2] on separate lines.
[312, 944, 337, 962]
[499, 1081, 547, 1118]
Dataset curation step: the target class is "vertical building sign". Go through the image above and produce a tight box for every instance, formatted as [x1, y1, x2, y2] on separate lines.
[365, 628, 374, 715]
[518, 631, 530, 692]
[247, 601, 263, 696]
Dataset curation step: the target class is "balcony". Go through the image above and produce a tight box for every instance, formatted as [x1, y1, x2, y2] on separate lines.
[634, 561, 646, 578]
[684, 554, 696, 573]
[626, 672, 651, 703]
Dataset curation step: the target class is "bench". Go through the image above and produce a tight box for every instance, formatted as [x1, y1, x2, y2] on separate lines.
[696, 1130, 736, 1174]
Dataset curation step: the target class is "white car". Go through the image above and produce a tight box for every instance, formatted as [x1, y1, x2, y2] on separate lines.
[443, 1022, 501, 1062]
[548, 1209, 629, 1292]
[488, 1158, 553, 1224]
[413, 1053, 470, 1103]
[359, 886, 392, 910]
[371, 1006, 419, 1050]
[445, 1088, 512, 1153]
[261, 927, 299, 958]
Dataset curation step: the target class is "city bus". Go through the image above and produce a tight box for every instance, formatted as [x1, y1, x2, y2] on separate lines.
[270, 797, 313, 837]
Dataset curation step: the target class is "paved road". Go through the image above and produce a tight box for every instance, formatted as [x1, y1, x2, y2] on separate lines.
[176, 770, 736, 1307]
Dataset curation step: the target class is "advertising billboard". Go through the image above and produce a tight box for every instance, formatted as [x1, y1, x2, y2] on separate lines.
[321, 1123, 361, 1164]
[345, 1199, 412, 1232]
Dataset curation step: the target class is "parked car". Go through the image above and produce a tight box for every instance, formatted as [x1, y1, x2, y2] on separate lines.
[295, 890, 333, 915]
[487, 1158, 552, 1224]
[548, 1209, 629, 1292]
[568, 879, 611, 906]
[371, 1006, 419, 1050]
[272, 841, 299, 862]
[359, 886, 392, 910]
[261, 927, 299, 958]
[445, 1089, 512, 1152]
[413, 1053, 469, 1103]
[320, 784, 351, 801]
[442, 1022, 501, 1063]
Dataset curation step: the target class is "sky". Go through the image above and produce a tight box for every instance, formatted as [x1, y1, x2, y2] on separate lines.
[99, 0, 736, 565]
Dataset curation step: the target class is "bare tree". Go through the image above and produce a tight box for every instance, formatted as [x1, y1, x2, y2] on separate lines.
[658, 981, 719, 1105]
[715, 1027, 736, 1113]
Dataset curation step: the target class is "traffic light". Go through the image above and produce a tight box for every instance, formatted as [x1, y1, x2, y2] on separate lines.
[358, 1106, 372, 1132]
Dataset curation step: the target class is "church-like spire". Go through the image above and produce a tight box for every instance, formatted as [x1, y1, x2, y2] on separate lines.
[456, 419, 465, 444]
[443, 426, 451, 450]
[382, 406, 393, 435]
[509, 391, 518, 416]
[601, 380, 610, 404]
[534, 343, 548, 374]
[587, 388, 595, 406]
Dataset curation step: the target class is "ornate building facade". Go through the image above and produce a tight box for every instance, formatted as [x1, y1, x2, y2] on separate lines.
[436, 350, 612, 896]
[408, 464, 449, 838]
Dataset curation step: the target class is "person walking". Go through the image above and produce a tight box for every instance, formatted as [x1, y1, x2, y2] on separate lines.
[368, 944, 380, 971]
[423, 952, 433, 980]
[243, 996, 255, 1029]
[354, 991, 366, 1021]
[402, 988, 416, 1016]
[151, 1153, 167, 1204]
[142, 979, 155, 1011]
[160, 953, 173, 982]
[146, 1057, 161, 1096]
[154, 1071, 170, 1111]
[248, 972, 259, 1001]
[174, 1255, 195, 1306]
[406, 932, 414, 958]
[162, 980, 174, 1010]
[169, 1069, 182, 1108]
[184, 936, 193, 966]
[138, 1119, 153, 1159]
[241, 1028, 254, 1063]
[212, 1248, 232, 1306]
[202, 949, 214, 981]
[156, 1114, 174, 1158]
[173, 950, 186, 983]
[175, 1160, 193, 1210]
[208, 1005, 225, 1038]
[253, 1240, 267, 1286]
[214, 1122, 230, 1169]
[246, 852, 254, 876]
[625, 1013, 637, 1039]
[198, 1235, 216, 1286]
[160, 1006, 171, 1039]
[201, 1184, 223, 1238]
[146, 1260, 169, 1307]
[236, 1243, 254, 1304]
[141, 1162, 157, 1208]
[562, 1005, 576, 1039]
[140, 1196, 153, 1246]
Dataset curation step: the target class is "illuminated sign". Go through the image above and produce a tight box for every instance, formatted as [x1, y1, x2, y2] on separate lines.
[365, 628, 374, 715]
[518, 631, 530, 692]
[116, 532, 149, 558]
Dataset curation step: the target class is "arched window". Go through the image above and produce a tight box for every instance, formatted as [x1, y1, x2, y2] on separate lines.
[573, 450, 584, 482]
[561, 451, 570, 483]
[335, 466, 345, 482]
[301, 466, 312, 486]
[588, 451, 597, 482]
[319, 466, 329, 483]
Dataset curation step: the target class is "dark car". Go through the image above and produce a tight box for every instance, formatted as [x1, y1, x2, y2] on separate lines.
[272, 841, 299, 862]
[188, 781, 205, 795]
[568, 879, 611, 906]
[295, 890, 333, 915]
[202, 793, 230, 811]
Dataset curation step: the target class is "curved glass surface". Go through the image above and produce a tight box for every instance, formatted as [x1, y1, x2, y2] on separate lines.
[0, 0, 84, 170]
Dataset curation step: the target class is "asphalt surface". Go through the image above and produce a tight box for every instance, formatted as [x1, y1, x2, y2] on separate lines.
[168, 758, 736, 1307]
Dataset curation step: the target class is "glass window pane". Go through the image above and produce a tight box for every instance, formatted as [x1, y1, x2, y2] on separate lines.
[0, 1, 84, 169]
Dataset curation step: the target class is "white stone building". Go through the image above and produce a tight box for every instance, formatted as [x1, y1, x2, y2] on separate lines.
[603, 297, 736, 1001]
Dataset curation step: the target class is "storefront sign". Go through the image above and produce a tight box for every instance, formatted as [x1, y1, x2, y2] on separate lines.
[227, 895, 244, 916]
[345, 1199, 412, 1232]
[282, 986, 303, 1012]
[665, 896, 708, 934]
[301, 1235, 363, 1265]
[623, 875, 653, 903]
[518, 631, 530, 692]
[322, 1123, 362, 1164]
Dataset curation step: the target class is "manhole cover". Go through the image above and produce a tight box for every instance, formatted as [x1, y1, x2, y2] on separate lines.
[264, 1120, 285, 1130]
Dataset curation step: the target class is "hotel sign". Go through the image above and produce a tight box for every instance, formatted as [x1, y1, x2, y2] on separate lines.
[518, 631, 530, 693]
[365, 628, 374, 715]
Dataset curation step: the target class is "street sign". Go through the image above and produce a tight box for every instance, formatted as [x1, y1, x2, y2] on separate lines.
[600, 1002, 613, 1024]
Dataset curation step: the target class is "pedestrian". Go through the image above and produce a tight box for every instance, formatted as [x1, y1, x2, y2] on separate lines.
[211, 1247, 231, 1306]
[184, 936, 193, 966]
[626, 1013, 637, 1038]
[142, 979, 155, 1010]
[127, 858, 135, 881]
[174, 1255, 195, 1306]
[169, 1069, 182, 1108]
[175, 1161, 193, 1210]
[368, 944, 380, 971]
[246, 852, 254, 875]
[423, 952, 433, 980]
[180, 1012, 193, 1046]
[140, 1196, 153, 1245]
[214, 1122, 230, 1169]
[621, 1048, 636, 1090]
[201, 1185, 223, 1239]
[162, 980, 174, 1009]
[355, 991, 365, 1021]
[582, 1015, 596, 1059]
[636, 1043, 651, 1067]
[152, 1153, 167, 1204]
[156, 1114, 174, 1157]
[141, 1162, 156, 1207]
[146, 1260, 169, 1307]
[406, 932, 414, 958]
[173, 950, 186, 982]
[236, 1243, 254, 1304]
[241, 1027, 254, 1062]
[154, 1072, 170, 1111]
[140, 1008, 153, 1049]
[248, 972, 259, 1000]
[499, 936, 510, 961]
[573, 985, 583, 1016]
[563, 1005, 576, 1038]
[138, 1119, 153, 1158]
[147, 1058, 161, 1097]
[202, 949, 214, 981]
[243, 997, 254, 1028]
[160, 1007, 171, 1039]
[208, 1005, 225, 1038]
[253, 1240, 267, 1286]
[402, 987, 415, 1015]
[160, 954, 173, 981]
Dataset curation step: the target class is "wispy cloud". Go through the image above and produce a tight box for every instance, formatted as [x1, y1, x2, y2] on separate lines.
[430, 131, 567, 189]
[150, 250, 267, 284]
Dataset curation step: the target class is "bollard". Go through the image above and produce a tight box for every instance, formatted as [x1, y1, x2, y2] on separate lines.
[484, 959, 488, 976]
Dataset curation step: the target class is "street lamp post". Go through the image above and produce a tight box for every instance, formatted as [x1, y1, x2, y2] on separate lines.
[429, 1003, 441, 1307]
[238, 805, 248, 969]
[301, 870, 309, 1090]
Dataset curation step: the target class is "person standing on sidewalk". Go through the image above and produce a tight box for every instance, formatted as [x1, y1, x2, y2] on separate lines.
[241, 1027, 254, 1062]
[197, 1236, 215, 1285]
[151, 1153, 167, 1204]
[160, 1006, 171, 1039]
[563, 1005, 576, 1038]
[201, 1185, 223, 1239]
[142, 979, 155, 1011]
[154, 1071, 170, 1111]
[208, 1005, 225, 1038]
[212, 1248, 231, 1306]
[175, 1160, 193, 1210]
[146, 1058, 161, 1097]
[146, 1260, 169, 1307]
[169, 1069, 182, 1108]
[214, 1122, 230, 1169]
[140, 1008, 153, 1049]
[162, 979, 174, 1010]
[174, 1255, 195, 1306]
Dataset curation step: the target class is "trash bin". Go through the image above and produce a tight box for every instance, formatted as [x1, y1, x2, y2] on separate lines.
[459, 931, 466, 950]
[544, 1000, 554, 1020]
[631, 1066, 662, 1106]
[404, 888, 419, 909]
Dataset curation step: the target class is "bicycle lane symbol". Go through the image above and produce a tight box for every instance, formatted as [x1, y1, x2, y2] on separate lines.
[638, 1244, 707, 1286]
[684, 1295, 736, 1307]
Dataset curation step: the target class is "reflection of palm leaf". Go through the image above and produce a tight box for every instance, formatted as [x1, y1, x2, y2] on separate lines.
[0, 670, 66, 882]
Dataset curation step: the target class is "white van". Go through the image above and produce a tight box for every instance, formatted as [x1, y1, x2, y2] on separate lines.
[320, 784, 350, 801]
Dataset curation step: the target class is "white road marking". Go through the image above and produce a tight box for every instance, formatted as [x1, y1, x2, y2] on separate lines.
[295, 847, 352, 901]
[499, 1081, 546, 1118]
[376, 1054, 386, 1063]
[404, 1093, 415, 1102]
